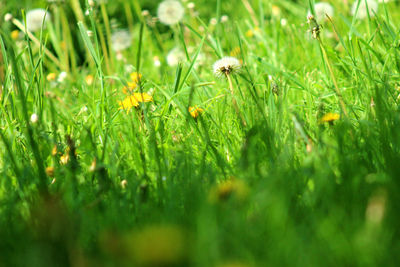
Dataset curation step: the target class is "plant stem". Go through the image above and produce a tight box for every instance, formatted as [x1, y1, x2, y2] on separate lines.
[227, 73, 247, 127]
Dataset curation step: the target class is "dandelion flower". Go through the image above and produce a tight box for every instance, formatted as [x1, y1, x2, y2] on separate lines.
[166, 47, 186, 67]
[320, 112, 340, 123]
[307, 2, 334, 22]
[130, 72, 142, 83]
[213, 56, 241, 78]
[26, 8, 51, 32]
[118, 93, 153, 112]
[157, 0, 185, 26]
[111, 30, 132, 52]
[188, 106, 204, 118]
[351, 0, 378, 19]
[46, 73, 56, 82]
[122, 82, 139, 95]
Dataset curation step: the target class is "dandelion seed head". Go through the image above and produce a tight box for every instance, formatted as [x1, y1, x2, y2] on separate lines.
[166, 47, 185, 67]
[111, 30, 132, 52]
[351, 0, 378, 19]
[157, 0, 185, 26]
[307, 2, 334, 22]
[26, 8, 51, 32]
[213, 57, 241, 78]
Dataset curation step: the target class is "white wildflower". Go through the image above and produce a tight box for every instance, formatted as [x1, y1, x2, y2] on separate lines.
[58, 71, 67, 82]
[111, 30, 132, 52]
[30, 113, 39, 124]
[210, 18, 218, 25]
[4, 13, 13, 22]
[157, 0, 185, 26]
[221, 15, 229, 23]
[187, 2, 195, 9]
[26, 8, 51, 32]
[153, 56, 161, 67]
[351, 0, 378, 19]
[213, 57, 241, 78]
[166, 47, 186, 67]
[307, 2, 334, 22]
[280, 18, 288, 27]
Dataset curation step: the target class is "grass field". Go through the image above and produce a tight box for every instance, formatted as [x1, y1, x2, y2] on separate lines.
[1, 0, 400, 266]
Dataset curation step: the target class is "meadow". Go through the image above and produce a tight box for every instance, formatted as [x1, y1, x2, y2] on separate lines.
[1, 0, 400, 266]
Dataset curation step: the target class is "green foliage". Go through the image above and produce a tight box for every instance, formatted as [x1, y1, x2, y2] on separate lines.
[1, 0, 400, 266]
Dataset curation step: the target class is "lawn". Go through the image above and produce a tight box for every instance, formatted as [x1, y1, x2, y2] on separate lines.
[1, 0, 400, 266]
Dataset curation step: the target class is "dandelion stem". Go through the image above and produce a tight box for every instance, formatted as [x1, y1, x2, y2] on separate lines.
[227, 73, 247, 127]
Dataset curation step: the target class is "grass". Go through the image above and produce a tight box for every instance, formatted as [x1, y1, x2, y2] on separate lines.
[1, 0, 400, 266]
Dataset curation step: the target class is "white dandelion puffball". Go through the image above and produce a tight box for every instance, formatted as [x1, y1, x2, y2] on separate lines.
[111, 30, 132, 52]
[351, 0, 378, 19]
[157, 0, 185, 26]
[166, 47, 186, 67]
[213, 57, 241, 78]
[26, 9, 51, 32]
[307, 2, 334, 22]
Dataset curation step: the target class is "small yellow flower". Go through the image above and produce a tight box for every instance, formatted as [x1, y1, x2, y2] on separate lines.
[188, 106, 204, 118]
[51, 145, 58, 156]
[209, 178, 249, 203]
[85, 74, 94, 86]
[11, 30, 20, 40]
[271, 5, 281, 17]
[122, 82, 139, 95]
[230, 47, 241, 57]
[245, 27, 260, 38]
[130, 72, 142, 83]
[118, 93, 153, 112]
[45, 166, 55, 177]
[46, 73, 57, 82]
[60, 153, 70, 165]
[320, 112, 340, 123]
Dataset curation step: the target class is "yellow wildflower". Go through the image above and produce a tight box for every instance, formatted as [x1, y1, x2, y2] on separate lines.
[46, 73, 57, 82]
[320, 112, 340, 123]
[209, 178, 249, 203]
[188, 106, 204, 118]
[118, 93, 153, 112]
[11, 30, 20, 40]
[271, 5, 281, 17]
[122, 82, 139, 95]
[45, 167, 55, 177]
[60, 153, 69, 165]
[130, 72, 142, 83]
[245, 27, 260, 38]
[51, 145, 58, 156]
[85, 74, 94, 86]
[230, 47, 241, 57]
